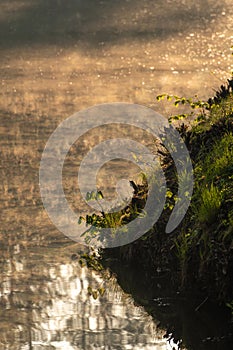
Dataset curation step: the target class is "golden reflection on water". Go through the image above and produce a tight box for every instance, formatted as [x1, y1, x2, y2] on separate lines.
[1, 0, 233, 348]
[0, 244, 178, 350]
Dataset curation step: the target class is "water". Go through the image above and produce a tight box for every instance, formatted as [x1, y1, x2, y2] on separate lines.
[0, 244, 173, 350]
[0, 0, 233, 349]
[1, 0, 233, 117]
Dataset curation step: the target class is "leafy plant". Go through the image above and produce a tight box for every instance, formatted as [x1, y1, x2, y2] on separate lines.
[78, 184, 148, 245]
[156, 70, 233, 124]
[156, 93, 210, 123]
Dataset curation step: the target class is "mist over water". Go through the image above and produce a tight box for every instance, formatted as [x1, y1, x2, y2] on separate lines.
[0, 1, 233, 349]
[0, 0, 232, 117]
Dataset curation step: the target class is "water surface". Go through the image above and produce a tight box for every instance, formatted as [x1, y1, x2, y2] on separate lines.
[1, 1, 233, 349]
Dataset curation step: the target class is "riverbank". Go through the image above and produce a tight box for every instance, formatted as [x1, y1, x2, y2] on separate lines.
[100, 77, 233, 307]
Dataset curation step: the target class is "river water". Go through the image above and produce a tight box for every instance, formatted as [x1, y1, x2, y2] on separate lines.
[0, 0, 233, 349]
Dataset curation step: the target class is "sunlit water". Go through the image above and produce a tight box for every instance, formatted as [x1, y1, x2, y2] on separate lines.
[1, 0, 233, 349]
[0, 244, 177, 350]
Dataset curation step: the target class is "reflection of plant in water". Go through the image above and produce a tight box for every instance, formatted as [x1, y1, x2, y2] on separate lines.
[78, 249, 103, 271]
[174, 228, 198, 286]
[77, 248, 114, 300]
[226, 300, 233, 314]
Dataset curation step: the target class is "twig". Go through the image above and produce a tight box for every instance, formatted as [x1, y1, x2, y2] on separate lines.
[195, 296, 209, 312]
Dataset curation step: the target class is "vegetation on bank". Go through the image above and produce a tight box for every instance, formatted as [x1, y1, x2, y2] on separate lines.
[79, 77, 233, 307]
[172, 80, 233, 303]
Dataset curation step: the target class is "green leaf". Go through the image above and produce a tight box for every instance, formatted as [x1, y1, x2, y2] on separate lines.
[92, 290, 98, 299]
[90, 191, 96, 200]
[79, 259, 85, 267]
[97, 190, 104, 199]
[166, 190, 173, 198]
[86, 192, 91, 201]
[78, 216, 84, 225]
[168, 203, 174, 210]
[156, 94, 167, 101]
[98, 287, 105, 296]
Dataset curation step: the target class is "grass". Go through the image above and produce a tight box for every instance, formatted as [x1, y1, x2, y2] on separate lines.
[172, 82, 233, 301]
[197, 183, 223, 225]
[192, 131, 233, 226]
